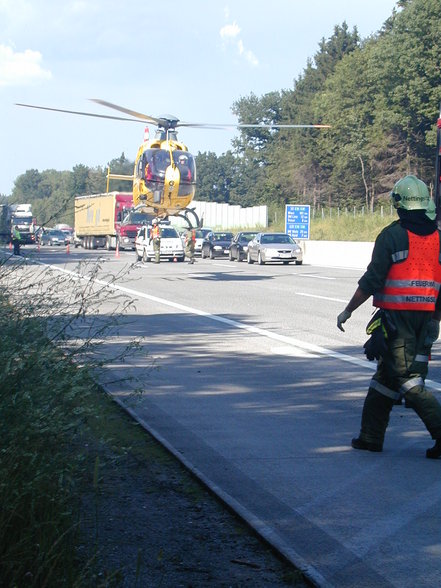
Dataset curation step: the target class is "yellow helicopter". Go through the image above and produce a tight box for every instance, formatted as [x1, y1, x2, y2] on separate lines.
[16, 99, 330, 227]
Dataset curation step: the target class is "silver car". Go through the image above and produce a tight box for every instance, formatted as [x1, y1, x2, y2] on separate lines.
[40, 229, 68, 246]
[247, 232, 303, 265]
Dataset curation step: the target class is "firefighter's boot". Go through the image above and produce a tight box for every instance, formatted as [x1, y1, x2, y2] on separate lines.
[426, 439, 441, 459]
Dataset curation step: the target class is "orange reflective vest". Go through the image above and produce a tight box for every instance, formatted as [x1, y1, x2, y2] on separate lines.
[373, 230, 441, 311]
[151, 225, 160, 240]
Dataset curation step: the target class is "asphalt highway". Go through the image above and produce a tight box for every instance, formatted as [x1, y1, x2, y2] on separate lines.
[8, 244, 441, 588]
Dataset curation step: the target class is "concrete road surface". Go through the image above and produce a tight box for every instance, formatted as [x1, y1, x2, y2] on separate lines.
[6, 245, 441, 588]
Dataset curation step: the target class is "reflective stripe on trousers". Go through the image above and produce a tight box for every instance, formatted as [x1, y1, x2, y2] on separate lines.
[370, 376, 425, 402]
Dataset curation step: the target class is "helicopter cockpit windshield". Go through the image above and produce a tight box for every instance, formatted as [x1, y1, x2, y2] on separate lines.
[142, 149, 170, 181]
[141, 149, 196, 183]
[140, 148, 196, 201]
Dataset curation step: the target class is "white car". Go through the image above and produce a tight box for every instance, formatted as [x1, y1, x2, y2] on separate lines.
[194, 228, 213, 256]
[134, 224, 185, 262]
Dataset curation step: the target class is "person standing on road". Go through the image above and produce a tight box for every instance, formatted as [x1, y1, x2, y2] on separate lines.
[12, 225, 21, 255]
[150, 220, 161, 263]
[337, 175, 441, 459]
[185, 227, 196, 264]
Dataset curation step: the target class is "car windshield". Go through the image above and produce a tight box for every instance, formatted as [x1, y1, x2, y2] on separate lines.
[261, 234, 293, 244]
[48, 230, 65, 238]
[122, 212, 152, 225]
[195, 229, 211, 239]
[159, 227, 179, 238]
[212, 233, 233, 242]
[239, 233, 256, 243]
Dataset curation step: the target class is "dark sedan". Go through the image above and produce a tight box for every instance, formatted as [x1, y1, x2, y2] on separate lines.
[201, 231, 234, 259]
[228, 231, 258, 262]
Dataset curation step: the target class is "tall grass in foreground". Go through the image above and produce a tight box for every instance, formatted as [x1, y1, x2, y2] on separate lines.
[0, 294, 93, 586]
[0, 256, 142, 587]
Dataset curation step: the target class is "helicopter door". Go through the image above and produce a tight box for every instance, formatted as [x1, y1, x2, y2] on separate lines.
[173, 151, 196, 199]
[173, 151, 195, 182]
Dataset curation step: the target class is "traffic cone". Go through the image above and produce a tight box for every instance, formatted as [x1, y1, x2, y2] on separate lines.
[115, 242, 120, 258]
[66, 243, 70, 254]
[9, 241, 12, 250]
[173, 257, 177, 262]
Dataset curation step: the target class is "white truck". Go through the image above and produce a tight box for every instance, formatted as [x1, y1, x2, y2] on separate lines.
[10, 204, 36, 245]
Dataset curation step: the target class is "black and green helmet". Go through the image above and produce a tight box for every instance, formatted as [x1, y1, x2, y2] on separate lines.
[390, 175, 436, 220]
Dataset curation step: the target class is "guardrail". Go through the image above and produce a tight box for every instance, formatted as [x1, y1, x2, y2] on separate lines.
[301, 240, 374, 269]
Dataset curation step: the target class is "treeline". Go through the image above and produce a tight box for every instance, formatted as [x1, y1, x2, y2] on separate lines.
[3, 0, 441, 227]
[0, 155, 134, 228]
[197, 0, 441, 211]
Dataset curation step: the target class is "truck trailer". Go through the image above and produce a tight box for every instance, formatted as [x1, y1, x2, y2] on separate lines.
[74, 192, 153, 250]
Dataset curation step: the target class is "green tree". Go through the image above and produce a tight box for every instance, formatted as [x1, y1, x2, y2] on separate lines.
[105, 152, 134, 193]
[266, 22, 361, 209]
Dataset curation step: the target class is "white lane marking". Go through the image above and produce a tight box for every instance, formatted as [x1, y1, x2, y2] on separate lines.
[212, 262, 239, 269]
[293, 273, 336, 280]
[295, 292, 348, 303]
[272, 345, 318, 358]
[25, 259, 441, 392]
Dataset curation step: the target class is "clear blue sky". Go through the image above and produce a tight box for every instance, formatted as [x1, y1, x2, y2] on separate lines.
[0, 0, 399, 195]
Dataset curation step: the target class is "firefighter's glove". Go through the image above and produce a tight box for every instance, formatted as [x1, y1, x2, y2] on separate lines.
[337, 309, 352, 332]
[424, 319, 440, 347]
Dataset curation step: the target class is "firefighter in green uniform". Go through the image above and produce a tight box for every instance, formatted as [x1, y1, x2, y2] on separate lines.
[185, 227, 196, 264]
[337, 175, 441, 459]
[150, 220, 161, 263]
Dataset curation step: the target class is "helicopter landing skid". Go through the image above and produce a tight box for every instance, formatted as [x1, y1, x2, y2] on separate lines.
[174, 207, 202, 229]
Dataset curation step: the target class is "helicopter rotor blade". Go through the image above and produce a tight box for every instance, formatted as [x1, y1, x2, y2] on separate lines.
[90, 99, 162, 126]
[236, 123, 331, 129]
[15, 103, 145, 123]
[16, 102, 330, 130]
[176, 122, 331, 129]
